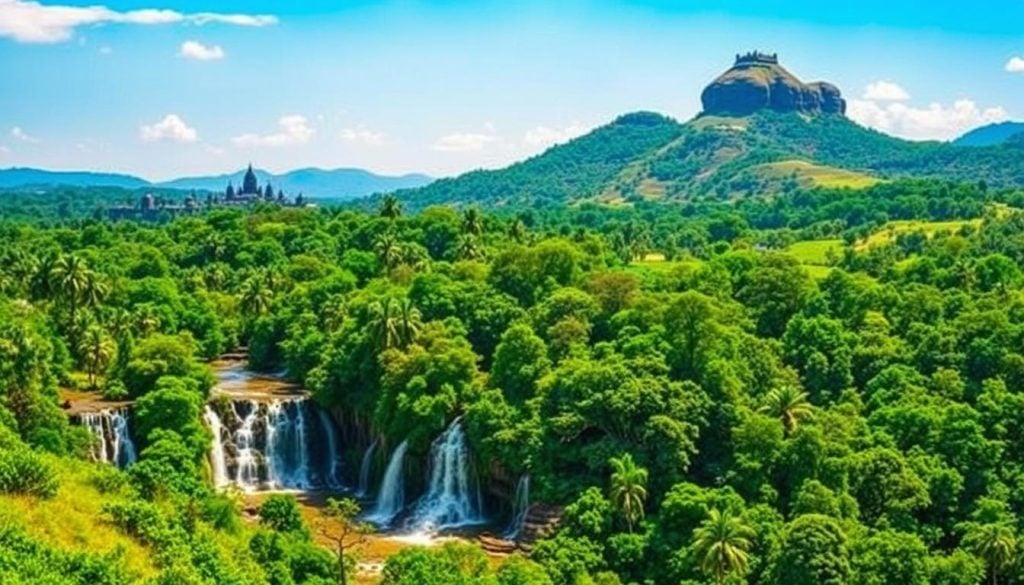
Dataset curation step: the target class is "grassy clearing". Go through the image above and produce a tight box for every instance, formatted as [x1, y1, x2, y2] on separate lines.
[0, 456, 159, 579]
[786, 239, 843, 266]
[758, 160, 880, 189]
[857, 218, 981, 249]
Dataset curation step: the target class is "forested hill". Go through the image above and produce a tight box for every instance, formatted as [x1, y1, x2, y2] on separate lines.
[396, 110, 1024, 209]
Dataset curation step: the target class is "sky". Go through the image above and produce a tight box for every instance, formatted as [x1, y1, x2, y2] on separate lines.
[0, 0, 1022, 181]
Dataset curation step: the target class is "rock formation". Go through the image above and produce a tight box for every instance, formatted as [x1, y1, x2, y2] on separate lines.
[701, 52, 846, 117]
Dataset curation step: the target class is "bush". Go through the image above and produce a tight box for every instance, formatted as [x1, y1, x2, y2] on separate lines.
[0, 447, 58, 498]
[102, 380, 129, 401]
[259, 494, 308, 536]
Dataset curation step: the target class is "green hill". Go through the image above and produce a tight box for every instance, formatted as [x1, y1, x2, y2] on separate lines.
[954, 121, 1024, 146]
[398, 110, 1024, 209]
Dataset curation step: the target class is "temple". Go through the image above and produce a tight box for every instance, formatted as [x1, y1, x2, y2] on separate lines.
[107, 164, 308, 222]
[734, 51, 779, 66]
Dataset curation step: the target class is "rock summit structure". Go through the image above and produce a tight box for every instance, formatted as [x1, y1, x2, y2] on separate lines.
[701, 51, 846, 117]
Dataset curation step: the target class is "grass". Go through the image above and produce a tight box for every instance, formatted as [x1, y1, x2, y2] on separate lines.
[0, 456, 159, 580]
[757, 160, 881, 189]
[857, 218, 981, 249]
[786, 239, 843, 266]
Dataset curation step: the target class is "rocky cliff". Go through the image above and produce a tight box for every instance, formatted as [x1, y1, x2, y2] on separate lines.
[701, 52, 846, 117]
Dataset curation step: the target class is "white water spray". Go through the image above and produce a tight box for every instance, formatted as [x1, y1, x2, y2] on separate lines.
[504, 474, 530, 540]
[408, 419, 484, 532]
[357, 438, 379, 497]
[316, 409, 342, 489]
[204, 406, 229, 488]
[368, 440, 408, 526]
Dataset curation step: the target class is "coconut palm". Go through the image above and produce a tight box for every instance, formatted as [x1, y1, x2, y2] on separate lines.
[368, 298, 401, 350]
[967, 522, 1017, 585]
[380, 194, 402, 221]
[240, 277, 273, 318]
[609, 453, 648, 533]
[462, 207, 485, 236]
[374, 233, 403, 272]
[507, 218, 528, 244]
[455, 234, 483, 261]
[134, 305, 162, 337]
[759, 385, 814, 435]
[692, 509, 755, 585]
[78, 326, 115, 389]
[396, 298, 422, 347]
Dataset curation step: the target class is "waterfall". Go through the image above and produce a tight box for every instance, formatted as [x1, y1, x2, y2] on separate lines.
[367, 440, 408, 526]
[80, 408, 136, 468]
[317, 409, 342, 489]
[233, 401, 262, 491]
[203, 406, 229, 488]
[504, 474, 530, 540]
[206, 397, 344, 492]
[408, 419, 484, 532]
[357, 438, 379, 497]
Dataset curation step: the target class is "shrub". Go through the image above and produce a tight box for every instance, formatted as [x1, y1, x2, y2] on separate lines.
[0, 447, 58, 498]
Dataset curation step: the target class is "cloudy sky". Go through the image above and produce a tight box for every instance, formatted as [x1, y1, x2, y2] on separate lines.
[1, 0, 1022, 180]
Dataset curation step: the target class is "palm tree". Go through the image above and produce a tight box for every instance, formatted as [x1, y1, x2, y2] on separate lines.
[240, 277, 273, 318]
[692, 509, 755, 585]
[368, 298, 400, 350]
[380, 194, 402, 221]
[78, 326, 115, 389]
[609, 453, 648, 533]
[462, 207, 485, 236]
[967, 522, 1017, 585]
[455, 234, 483, 261]
[374, 233, 403, 272]
[134, 305, 162, 337]
[396, 298, 422, 347]
[50, 253, 90, 319]
[507, 218, 528, 244]
[759, 385, 814, 435]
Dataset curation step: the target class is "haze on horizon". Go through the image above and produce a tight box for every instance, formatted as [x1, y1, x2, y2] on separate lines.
[1, 0, 1022, 181]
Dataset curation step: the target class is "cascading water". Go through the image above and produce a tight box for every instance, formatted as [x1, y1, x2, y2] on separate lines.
[206, 397, 344, 492]
[367, 440, 408, 526]
[407, 419, 485, 532]
[204, 406, 229, 488]
[317, 409, 342, 489]
[504, 474, 530, 540]
[80, 408, 137, 468]
[356, 438, 379, 497]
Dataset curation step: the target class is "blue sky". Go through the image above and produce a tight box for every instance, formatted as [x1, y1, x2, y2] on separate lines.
[1, 0, 1022, 180]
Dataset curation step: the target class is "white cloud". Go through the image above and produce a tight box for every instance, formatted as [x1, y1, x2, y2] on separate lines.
[180, 40, 224, 61]
[0, 0, 277, 44]
[98, 45, 111, 54]
[232, 115, 314, 147]
[0, 145, 10, 154]
[340, 127, 385, 146]
[848, 98, 1008, 141]
[523, 124, 587, 148]
[863, 80, 910, 101]
[432, 132, 498, 152]
[140, 114, 198, 143]
[10, 126, 39, 143]
[1006, 56, 1024, 73]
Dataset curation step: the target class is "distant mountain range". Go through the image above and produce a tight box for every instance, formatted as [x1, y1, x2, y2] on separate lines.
[0, 167, 433, 200]
[954, 122, 1024, 147]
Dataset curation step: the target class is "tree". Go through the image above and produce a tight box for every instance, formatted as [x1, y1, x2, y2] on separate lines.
[965, 522, 1017, 585]
[462, 207, 485, 236]
[691, 508, 755, 585]
[239, 276, 273, 318]
[368, 298, 401, 350]
[317, 497, 373, 585]
[380, 194, 402, 221]
[609, 453, 648, 533]
[773, 514, 850, 585]
[375, 232, 403, 272]
[759, 385, 813, 435]
[396, 298, 422, 348]
[259, 494, 307, 536]
[78, 326, 115, 389]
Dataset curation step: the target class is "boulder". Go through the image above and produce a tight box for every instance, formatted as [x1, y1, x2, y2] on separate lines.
[701, 52, 846, 117]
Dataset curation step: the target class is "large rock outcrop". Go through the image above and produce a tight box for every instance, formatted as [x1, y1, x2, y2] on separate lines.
[701, 52, 846, 117]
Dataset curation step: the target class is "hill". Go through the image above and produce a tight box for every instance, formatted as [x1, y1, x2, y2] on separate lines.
[0, 168, 149, 189]
[0, 167, 433, 200]
[954, 121, 1024, 146]
[397, 110, 1024, 209]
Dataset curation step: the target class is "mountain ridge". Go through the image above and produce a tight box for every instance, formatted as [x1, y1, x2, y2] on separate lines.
[0, 166, 433, 200]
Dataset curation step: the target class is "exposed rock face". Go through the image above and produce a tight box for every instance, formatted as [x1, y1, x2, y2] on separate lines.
[701, 52, 846, 117]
